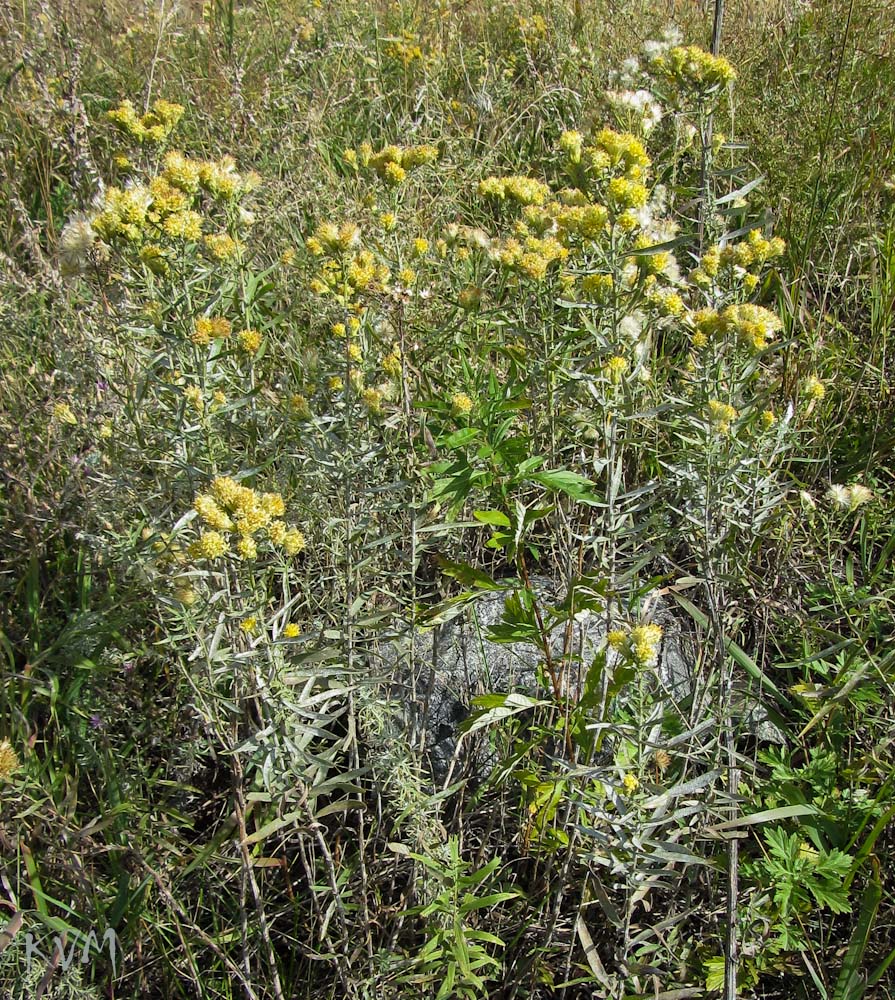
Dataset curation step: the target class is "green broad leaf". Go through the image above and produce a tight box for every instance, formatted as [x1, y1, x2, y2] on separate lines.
[435, 557, 504, 590]
[453, 926, 471, 976]
[459, 892, 518, 913]
[473, 509, 512, 527]
[516, 455, 547, 476]
[486, 622, 541, 644]
[461, 693, 547, 734]
[243, 810, 303, 845]
[439, 963, 456, 998]
[464, 930, 506, 948]
[439, 427, 480, 448]
[484, 530, 512, 551]
[528, 469, 600, 504]
[522, 504, 554, 527]
[21, 845, 48, 917]
[704, 955, 726, 992]
[313, 798, 366, 819]
[810, 880, 851, 915]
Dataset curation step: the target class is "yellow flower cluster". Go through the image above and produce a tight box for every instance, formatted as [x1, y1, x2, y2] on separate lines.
[553, 201, 610, 244]
[649, 45, 736, 94]
[0, 740, 20, 781]
[458, 284, 482, 310]
[581, 128, 650, 182]
[559, 130, 584, 163]
[581, 272, 614, 301]
[493, 233, 567, 281]
[692, 230, 786, 289]
[478, 175, 551, 206]
[384, 30, 428, 68]
[450, 392, 473, 417]
[362, 387, 383, 414]
[802, 375, 826, 401]
[107, 98, 184, 144]
[53, 401, 77, 425]
[295, 17, 315, 44]
[189, 478, 305, 561]
[607, 176, 649, 213]
[688, 308, 720, 348]
[603, 355, 629, 383]
[237, 328, 262, 354]
[86, 149, 258, 253]
[139, 243, 167, 274]
[646, 285, 685, 317]
[204, 232, 240, 261]
[706, 399, 738, 435]
[719, 303, 782, 352]
[191, 315, 231, 346]
[382, 350, 403, 379]
[92, 186, 151, 242]
[307, 226, 391, 301]
[307, 221, 360, 256]
[290, 393, 312, 419]
[183, 385, 204, 413]
[633, 234, 672, 276]
[355, 142, 439, 186]
[514, 14, 548, 46]
[608, 623, 663, 667]
[621, 773, 640, 794]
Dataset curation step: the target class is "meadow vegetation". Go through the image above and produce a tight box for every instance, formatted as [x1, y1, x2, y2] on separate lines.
[1, 1, 894, 997]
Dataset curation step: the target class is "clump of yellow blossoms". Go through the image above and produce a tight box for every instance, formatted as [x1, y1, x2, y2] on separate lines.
[469, 127, 653, 289]
[603, 355, 630, 383]
[63, 98, 259, 276]
[608, 623, 663, 668]
[290, 393, 312, 420]
[478, 175, 551, 206]
[306, 223, 392, 301]
[647, 45, 735, 95]
[382, 350, 403, 379]
[719, 304, 783, 353]
[52, 401, 77, 425]
[802, 375, 826, 402]
[492, 233, 568, 282]
[188, 477, 305, 562]
[354, 142, 439, 186]
[706, 400, 738, 435]
[691, 230, 785, 290]
[384, 30, 429, 69]
[107, 98, 184, 144]
[183, 385, 204, 413]
[450, 392, 473, 417]
[622, 773, 640, 795]
[237, 328, 262, 354]
[204, 232, 240, 261]
[0, 740, 20, 781]
[191, 316, 231, 346]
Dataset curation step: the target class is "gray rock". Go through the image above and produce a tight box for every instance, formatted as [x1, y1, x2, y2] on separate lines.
[381, 577, 783, 785]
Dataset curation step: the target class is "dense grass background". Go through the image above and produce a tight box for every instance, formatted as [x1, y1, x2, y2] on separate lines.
[1, 1, 894, 998]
